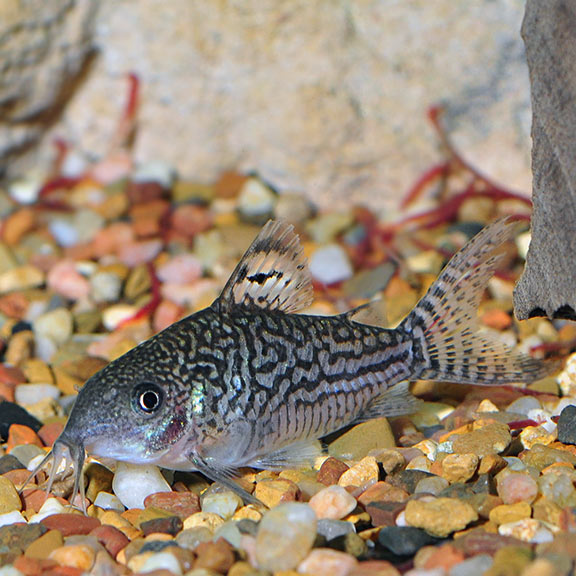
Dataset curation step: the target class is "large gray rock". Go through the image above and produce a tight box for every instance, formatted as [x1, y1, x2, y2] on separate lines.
[0, 0, 97, 176]
[4, 0, 531, 212]
[514, 0, 576, 321]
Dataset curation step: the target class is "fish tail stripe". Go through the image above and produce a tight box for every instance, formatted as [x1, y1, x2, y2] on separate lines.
[402, 218, 552, 384]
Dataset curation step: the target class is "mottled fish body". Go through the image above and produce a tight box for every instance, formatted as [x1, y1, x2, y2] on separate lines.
[37, 218, 552, 503]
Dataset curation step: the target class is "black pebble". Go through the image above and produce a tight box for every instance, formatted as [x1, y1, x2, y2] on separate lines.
[386, 470, 433, 494]
[438, 482, 476, 499]
[139, 540, 180, 553]
[0, 454, 25, 474]
[11, 321, 32, 334]
[378, 526, 443, 556]
[558, 405, 576, 445]
[140, 516, 183, 537]
[0, 401, 42, 440]
[471, 473, 497, 495]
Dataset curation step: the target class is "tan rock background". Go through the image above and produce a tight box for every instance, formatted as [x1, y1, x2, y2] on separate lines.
[1, 0, 531, 212]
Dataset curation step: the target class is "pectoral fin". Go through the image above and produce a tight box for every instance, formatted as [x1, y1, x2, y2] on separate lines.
[188, 451, 261, 506]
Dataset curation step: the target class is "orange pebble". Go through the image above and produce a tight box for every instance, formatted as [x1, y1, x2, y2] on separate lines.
[21, 489, 49, 513]
[214, 171, 248, 199]
[0, 363, 27, 386]
[42, 565, 84, 576]
[7, 424, 43, 452]
[0, 293, 30, 319]
[481, 308, 513, 330]
[170, 205, 213, 238]
[385, 276, 413, 298]
[38, 422, 65, 447]
[0, 382, 15, 402]
[153, 300, 185, 333]
[422, 544, 465, 571]
[2, 208, 36, 245]
[92, 222, 135, 258]
[13, 555, 57, 576]
[2, 468, 32, 488]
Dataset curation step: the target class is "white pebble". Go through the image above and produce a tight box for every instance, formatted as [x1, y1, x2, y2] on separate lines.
[395, 510, 407, 526]
[553, 397, 576, 416]
[516, 231, 531, 260]
[102, 304, 138, 331]
[60, 150, 88, 178]
[29, 497, 67, 523]
[9, 176, 42, 204]
[308, 485, 357, 520]
[449, 554, 493, 576]
[527, 408, 552, 424]
[201, 487, 243, 519]
[33, 308, 73, 345]
[34, 335, 58, 363]
[506, 396, 541, 416]
[90, 271, 123, 303]
[94, 491, 125, 511]
[132, 161, 175, 189]
[238, 178, 276, 217]
[498, 518, 554, 543]
[27, 452, 66, 474]
[0, 510, 27, 528]
[15, 383, 61, 405]
[49, 210, 103, 248]
[138, 551, 182, 575]
[309, 244, 353, 285]
[256, 503, 317, 572]
[49, 218, 80, 247]
[112, 462, 171, 509]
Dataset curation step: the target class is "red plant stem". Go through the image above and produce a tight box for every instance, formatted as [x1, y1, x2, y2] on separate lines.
[38, 176, 82, 199]
[400, 161, 451, 210]
[427, 105, 529, 201]
[530, 337, 576, 359]
[112, 73, 141, 150]
[125, 73, 140, 122]
[383, 185, 532, 239]
[507, 419, 539, 431]
[501, 385, 555, 398]
[52, 138, 69, 175]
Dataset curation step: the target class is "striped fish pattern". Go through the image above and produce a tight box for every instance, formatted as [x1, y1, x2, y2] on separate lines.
[35, 218, 552, 504]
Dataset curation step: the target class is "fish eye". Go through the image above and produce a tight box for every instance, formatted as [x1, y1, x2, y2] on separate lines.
[132, 382, 164, 415]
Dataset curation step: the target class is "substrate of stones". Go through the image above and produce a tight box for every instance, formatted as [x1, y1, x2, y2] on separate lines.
[1, 161, 576, 576]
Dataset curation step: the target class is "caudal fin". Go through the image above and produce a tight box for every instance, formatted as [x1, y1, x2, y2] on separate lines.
[401, 218, 554, 385]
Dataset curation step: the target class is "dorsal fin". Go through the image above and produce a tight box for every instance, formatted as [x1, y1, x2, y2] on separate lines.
[219, 220, 314, 314]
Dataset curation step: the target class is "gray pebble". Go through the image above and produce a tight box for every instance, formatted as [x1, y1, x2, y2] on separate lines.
[558, 405, 576, 445]
[317, 519, 356, 541]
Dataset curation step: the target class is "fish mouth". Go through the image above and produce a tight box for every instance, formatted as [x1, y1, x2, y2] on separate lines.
[24, 435, 87, 512]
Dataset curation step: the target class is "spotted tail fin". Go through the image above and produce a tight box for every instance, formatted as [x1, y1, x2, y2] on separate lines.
[401, 218, 553, 385]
